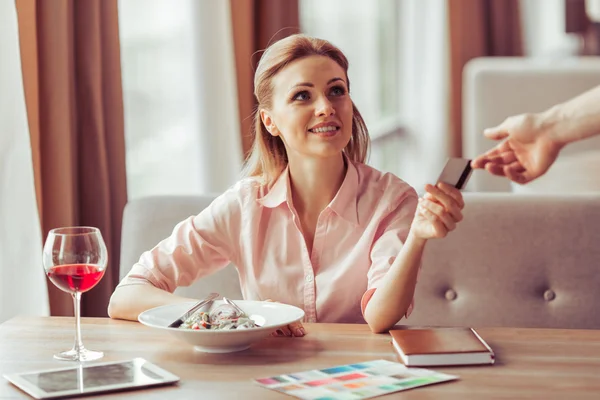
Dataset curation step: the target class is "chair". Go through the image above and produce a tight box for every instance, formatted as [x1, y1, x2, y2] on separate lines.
[119, 195, 243, 300]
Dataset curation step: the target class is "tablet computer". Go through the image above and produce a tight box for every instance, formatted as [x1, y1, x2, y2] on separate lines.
[3, 358, 180, 399]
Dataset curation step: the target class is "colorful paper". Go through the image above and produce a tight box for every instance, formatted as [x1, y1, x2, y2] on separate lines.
[254, 359, 457, 399]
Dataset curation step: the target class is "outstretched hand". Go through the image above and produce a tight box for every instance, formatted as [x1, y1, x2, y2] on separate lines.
[471, 113, 562, 184]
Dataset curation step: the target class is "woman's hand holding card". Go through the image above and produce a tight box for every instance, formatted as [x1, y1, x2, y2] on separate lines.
[411, 183, 465, 240]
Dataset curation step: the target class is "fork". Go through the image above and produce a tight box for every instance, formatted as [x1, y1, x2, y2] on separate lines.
[223, 297, 265, 327]
[168, 292, 219, 328]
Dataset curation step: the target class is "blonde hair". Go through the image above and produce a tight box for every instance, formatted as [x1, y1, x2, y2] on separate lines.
[242, 34, 370, 186]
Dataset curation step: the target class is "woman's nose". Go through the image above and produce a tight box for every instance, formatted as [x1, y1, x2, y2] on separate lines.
[315, 96, 335, 117]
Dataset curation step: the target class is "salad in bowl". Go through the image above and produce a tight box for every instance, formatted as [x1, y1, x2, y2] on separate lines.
[179, 303, 258, 331]
[138, 299, 305, 353]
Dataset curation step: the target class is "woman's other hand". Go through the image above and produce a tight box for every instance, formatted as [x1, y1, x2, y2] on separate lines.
[264, 299, 306, 337]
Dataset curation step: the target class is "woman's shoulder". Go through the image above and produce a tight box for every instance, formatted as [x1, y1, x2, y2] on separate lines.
[218, 177, 262, 200]
[213, 177, 266, 209]
[353, 162, 417, 200]
[193, 178, 263, 225]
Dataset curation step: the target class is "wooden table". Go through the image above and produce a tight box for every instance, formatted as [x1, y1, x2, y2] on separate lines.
[1, 317, 599, 399]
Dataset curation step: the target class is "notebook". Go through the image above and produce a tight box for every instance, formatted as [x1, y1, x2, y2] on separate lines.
[390, 328, 495, 367]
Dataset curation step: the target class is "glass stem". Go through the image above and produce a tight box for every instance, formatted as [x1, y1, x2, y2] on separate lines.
[72, 292, 84, 352]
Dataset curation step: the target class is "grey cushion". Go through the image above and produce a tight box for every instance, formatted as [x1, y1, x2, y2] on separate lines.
[407, 193, 600, 329]
[119, 195, 243, 300]
[119, 193, 600, 329]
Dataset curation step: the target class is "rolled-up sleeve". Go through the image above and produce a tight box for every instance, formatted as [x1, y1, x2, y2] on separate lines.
[117, 185, 245, 293]
[361, 190, 418, 317]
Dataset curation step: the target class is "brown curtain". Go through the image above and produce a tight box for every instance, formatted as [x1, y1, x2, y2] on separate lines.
[564, 0, 600, 55]
[230, 0, 300, 158]
[565, 0, 589, 33]
[448, 0, 523, 157]
[15, 0, 127, 317]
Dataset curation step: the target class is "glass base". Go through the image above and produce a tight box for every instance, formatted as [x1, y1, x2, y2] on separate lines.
[54, 348, 104, 362]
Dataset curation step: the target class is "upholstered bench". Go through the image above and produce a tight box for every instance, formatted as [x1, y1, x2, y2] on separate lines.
[407, 193, 600, 329]
[119, 193, 600, 329]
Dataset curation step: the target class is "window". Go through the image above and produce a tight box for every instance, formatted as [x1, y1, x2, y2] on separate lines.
[118, 0, 204, 199]
[519, 0, 580, 57]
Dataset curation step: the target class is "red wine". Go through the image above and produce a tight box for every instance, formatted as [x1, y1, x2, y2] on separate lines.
[47, 264, 105, 293]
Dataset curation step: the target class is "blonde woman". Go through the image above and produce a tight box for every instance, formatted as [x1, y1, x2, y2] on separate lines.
[109, 34, 464, 335]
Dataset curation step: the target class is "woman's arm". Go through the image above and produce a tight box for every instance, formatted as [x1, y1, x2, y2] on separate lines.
[108, 187, 244, 321]
[364, 183, 464, 333]
[107, 215, 231, 322]
[108, 284, 196, 321]
[363, 233, 426, 333]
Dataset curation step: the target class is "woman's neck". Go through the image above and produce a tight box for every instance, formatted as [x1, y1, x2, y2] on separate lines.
[287, 154, 347, 218]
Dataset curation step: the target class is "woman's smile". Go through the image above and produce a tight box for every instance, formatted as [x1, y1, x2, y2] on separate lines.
[308, 121, 341, 138]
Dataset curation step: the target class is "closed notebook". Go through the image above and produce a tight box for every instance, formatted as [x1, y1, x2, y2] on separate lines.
[390, 328, 495, 367]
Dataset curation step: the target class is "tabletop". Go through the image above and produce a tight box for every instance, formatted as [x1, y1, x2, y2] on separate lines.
[1, 317, 600, 399]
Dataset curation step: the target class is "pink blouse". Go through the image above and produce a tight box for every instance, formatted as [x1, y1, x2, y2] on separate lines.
[118, 159, 418, 323]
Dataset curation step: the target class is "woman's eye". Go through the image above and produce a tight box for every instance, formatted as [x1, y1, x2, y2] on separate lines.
[292, 91, 310, 101]
[330, 86, 346, 96]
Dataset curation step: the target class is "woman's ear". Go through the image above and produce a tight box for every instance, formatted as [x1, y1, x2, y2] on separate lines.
[260, 109, 279, 136]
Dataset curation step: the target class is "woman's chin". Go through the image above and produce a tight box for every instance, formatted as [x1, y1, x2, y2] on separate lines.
[309, 141, 351, 158]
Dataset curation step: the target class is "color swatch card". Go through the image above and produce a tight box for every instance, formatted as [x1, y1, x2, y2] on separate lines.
[254, 359, 457, 399]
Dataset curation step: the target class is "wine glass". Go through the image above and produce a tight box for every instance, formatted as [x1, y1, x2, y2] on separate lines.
[42, 226, 108, 361]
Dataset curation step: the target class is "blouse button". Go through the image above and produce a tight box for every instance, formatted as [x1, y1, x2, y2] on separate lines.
[305, 274, 314, 283]
[445, 289, 457, 301]
[543, 289, 556, 301]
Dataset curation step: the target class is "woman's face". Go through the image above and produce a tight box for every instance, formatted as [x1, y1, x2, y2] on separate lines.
[260, 55, 353, 162]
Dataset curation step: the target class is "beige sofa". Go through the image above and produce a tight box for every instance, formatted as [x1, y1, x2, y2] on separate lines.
[119, 193, 600, 330]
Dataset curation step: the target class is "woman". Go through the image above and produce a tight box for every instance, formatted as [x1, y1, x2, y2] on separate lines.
[108, 34, 465, 335]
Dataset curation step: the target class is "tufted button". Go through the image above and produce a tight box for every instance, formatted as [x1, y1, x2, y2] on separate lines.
[543, 289, 556, 301]
[445, 289, 457, 301]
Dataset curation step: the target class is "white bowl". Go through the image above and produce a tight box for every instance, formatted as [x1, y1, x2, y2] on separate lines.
[138, 300, 305, 353]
